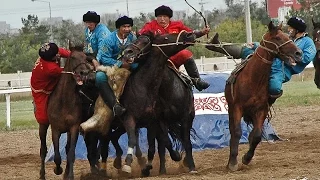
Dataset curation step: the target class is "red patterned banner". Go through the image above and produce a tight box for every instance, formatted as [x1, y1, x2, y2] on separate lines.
[194, 93, 228, 115]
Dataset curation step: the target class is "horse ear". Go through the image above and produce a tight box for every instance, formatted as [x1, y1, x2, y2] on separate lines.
[278, 21, 283, 30]
[268, 21, 276, 32]
[312, 18, 316, 28]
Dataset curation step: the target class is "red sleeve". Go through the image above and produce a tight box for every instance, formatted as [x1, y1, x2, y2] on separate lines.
[58, 48, 71, 58]
[139, 22, 154, 35]
[177, 21, 192, 32]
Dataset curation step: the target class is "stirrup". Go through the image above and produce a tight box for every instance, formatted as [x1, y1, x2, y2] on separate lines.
[113, 103, 126, 117]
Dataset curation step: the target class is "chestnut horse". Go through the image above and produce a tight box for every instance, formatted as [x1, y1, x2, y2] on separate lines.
[225, 21, 302, 171]
[312, 18, 320, 88]
[46, 46, 95, 180]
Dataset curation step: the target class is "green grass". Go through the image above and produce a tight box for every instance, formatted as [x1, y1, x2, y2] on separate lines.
[277, 80, 320, 107]
[0, 100, 37, 130]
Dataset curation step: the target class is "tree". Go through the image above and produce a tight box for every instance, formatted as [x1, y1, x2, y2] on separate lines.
[53, 20, 85, 47]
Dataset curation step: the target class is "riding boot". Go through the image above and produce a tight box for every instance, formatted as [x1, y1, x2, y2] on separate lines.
[99, 83, 126, 116]
[268, 90, 283, 106]
[205, 33, 243, 59]
[184, 58, 210, 91]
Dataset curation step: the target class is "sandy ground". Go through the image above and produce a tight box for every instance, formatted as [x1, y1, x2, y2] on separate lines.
[1, 105, 320, 180]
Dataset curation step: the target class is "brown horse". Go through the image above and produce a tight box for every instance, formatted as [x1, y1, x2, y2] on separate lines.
[312, 18, 320, 88]
[46, 46, 95, 180]
[225, 21, 302, 171]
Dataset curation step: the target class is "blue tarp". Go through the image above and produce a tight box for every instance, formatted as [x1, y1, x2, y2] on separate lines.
[46, 73, 280, 161]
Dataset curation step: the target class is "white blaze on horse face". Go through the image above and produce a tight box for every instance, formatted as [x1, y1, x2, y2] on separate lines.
[127, 147, 134, 155]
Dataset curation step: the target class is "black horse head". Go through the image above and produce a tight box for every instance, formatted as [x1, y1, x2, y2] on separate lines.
[312, 18, 320, 88]
[121, 30, 196, 64]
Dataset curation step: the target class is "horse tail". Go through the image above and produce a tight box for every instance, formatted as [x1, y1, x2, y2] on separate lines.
[167, 121, 198, 153]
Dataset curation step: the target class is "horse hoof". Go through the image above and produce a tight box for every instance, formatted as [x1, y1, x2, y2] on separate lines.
[141, 168, 151, 177]
[54, 166, 63, 175]
[227, 163, 239, 172]
[189, 170, 198, 174]
[90, 166, 99, 174]
[39, 176, 46, 180]
[170, 151, 182, 161]
[242, 155, 251, 165]
[122, 165, 132, 174]
[137, 156, 147, 168]
[113, 157, 122, 169]
[159, 169, 167, 175]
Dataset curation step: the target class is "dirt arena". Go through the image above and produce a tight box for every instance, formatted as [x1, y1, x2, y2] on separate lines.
[1, 105, 320, 180]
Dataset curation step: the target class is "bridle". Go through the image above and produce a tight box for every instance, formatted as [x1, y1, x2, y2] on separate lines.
[256, 33, 293, 64]
[120, 35, 152, 63]
[151, 30, 195, 58]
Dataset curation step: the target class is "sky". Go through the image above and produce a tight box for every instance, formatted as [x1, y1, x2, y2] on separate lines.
[0, 0, 262, 29]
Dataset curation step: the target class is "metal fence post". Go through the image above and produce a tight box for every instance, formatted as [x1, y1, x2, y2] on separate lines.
[5, 93, 11, 129]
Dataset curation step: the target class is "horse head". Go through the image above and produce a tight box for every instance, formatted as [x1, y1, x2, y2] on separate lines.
[312, 18, 320, 88]
[260, 21, 302, 66]
[64, 45, 95, 86]
[121, 30, 196, 64]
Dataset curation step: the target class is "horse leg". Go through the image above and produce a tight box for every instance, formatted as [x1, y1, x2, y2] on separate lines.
[242, 112, 266, 165]
[121, 116, 137, 174]
[84, 132, 99, 174]
[135, 129, 146, 168]
[39, 123, 49, 180]
[110, 128, 125, 169]
[181, 117, 197, 173]
[64, 126, 79, 180]
[52, 129, 63, 175]
[99, 133, 109, 175]
[156, 131, 167, 175]
[141, 126, 156, 177]
[227, 107, 243, 172]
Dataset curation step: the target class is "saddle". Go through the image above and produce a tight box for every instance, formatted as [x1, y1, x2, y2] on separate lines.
[166, 60, 193, 89]
[226, 55, 252, 84]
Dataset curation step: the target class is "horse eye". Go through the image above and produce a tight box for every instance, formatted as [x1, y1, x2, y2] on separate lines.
[275, 36, 281, 40]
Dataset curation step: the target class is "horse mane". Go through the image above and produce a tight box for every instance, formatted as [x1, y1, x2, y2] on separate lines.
[70, 45, 84, 52]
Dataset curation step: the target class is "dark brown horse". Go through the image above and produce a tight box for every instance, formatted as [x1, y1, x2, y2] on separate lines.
[45, 46, 95, 180]
[119, 31, 197, 174]
[225, 21, 302, 171]
[312, 18, 320, 88]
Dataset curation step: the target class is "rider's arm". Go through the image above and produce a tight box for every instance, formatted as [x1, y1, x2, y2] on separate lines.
[96, 25, 111, 63]
[291, 37, 316, 74]
[99, 38, 123, 67]
[58, 48, 71, 58]
[139, 22, 153, 35]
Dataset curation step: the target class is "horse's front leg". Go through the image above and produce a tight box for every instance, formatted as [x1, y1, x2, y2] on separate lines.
[52, 129, 63, 176]
[135, 128, 146, 168]
[182, 117, 197, 173]
[227, 106, 243, 172]
[242, 110, 267, 165]
[64, 126, 79, 180]
[121, 115, 137, 174]
[109, 128, 125, 169]
[141, 125, 156, 177]
[39, 123, 49, 180]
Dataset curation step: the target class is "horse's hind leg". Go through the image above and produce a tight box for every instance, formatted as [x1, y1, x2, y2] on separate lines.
[64, 126, 79, 180]
[39, 124, 49, 180]
[242, 112, 266, 165]
[84, 132, 100, 174]
[52, 129, 63, 175]
[156, 131, 167, 175]
[227, 107, 243, 172]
